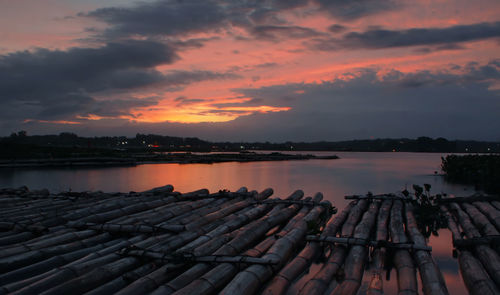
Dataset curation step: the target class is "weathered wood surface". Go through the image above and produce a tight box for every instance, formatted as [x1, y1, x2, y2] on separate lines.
[405, 203, 448, 295]
[448, 202, 500, 287]
[331, 201, 381, 295]
[0, 186, 485, 295]
[441, 206, 500, 295]
[390, 200, 418, 295]
[367, 199, 392, 295]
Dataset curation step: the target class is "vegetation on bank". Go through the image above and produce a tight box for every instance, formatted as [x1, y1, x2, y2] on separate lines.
[442, 155, 500, 194]
[2, 131, 499, 156]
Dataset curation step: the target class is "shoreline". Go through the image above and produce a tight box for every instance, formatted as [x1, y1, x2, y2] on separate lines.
[0, 152, 339, 168]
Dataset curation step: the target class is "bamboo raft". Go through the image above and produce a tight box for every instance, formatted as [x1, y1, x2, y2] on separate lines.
[440, 195, 500, 295]
[0, 185, 491, 294]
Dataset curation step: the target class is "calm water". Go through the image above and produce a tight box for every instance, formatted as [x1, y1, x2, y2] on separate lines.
[0, 152, 473, 293]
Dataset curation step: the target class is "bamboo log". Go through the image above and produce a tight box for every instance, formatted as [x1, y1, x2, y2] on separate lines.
[160, 198, 237, 226]
[210, 201, 325, 295]
[491, 201, 500, 211]
[122, 249, 280, 265]
[405, 203, 448, 295]
[389, 200, 418, 295]
[0, 238, 124, 287]
[83, 262, 159, 295]
[0, 232, 36, 246]
[461, 203, 499, 236]
[9, 236, 146, 295]
[0, 232, 111, 272]
[367, 199, 392, 295]
[473, 201, 500, 231]
[345, 194, 405, 201]
[341, 200, 370, 237]
[260, 194, 329, 295]
[332, 201, 381, 295]
[142, 184, 174, 194]
[298, 200, 366, 295]
[441, 206, 500, 295]
[304, 236, 431, 251]
[160, 190, 305, 295]
[68, 222, 185, 234]
[448, 202, 500, 287]
[39, 257, 141, 295]
[0, 230, 96, 260]
[438, 195, 500, 204]
[125, 191, 297, 295]
[150, 198, 261, 253]
[177, 202, 271, 253]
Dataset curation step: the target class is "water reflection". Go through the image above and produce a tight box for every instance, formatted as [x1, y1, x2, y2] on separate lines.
[0, 152, 474, 209]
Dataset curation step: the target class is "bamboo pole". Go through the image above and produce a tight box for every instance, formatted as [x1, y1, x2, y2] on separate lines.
[68, 222, 185, 234]
[177, 201, 272, 253]
[441, 206, 499, 295]
[389, 200, 418, 295]
[198, 197, 323, 295]
[0, 232, 111, 272]
[405, 203, 448, 295]
[83, 263, 160, 295]
[491, 201, 500, 211]
[142, 184, 174, 194]
[304, 236, 431, 251]
[461, 203, 499, 236]
[122, 249, 281, 265]
[448, 202, 500, 287]
[367, 199, 392, 295]
[473, 201, 500, 231]
[9, 236, 146, 295]
[332, 201, 381, 295]
[297, 200, 366, 295]
[119, 190, 294, 295]
[0, 230, 96, 260]
[158, 190, 305, 295]
[0, 238, 124, 287]
[438, 195, 500, 204]
[39, 257, 142, 294]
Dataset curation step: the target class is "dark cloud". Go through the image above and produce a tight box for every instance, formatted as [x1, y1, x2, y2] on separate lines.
[271, 0, 309, 10]
[82, 0, 233, 39]
[81, 0, 331, 43]
[315, 0, 399, 20]
[255, 62, 279, 68]
[0, 40, 239, 123]
[328, 24, 347, 33]
[204, 62, 500, 141]
[250, 25, 324, 41]
[311, 22, 500, 50]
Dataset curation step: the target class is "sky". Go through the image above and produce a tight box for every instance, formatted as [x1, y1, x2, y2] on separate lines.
[1, 0, 500, 141]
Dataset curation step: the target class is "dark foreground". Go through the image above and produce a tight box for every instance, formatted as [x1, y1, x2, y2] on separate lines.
[0, 185, 499, 294]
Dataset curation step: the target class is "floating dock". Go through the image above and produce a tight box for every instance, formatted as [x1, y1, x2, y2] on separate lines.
[0, 186, 497, 294]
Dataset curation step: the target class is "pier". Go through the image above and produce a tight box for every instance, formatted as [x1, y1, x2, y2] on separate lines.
[0, 186, 498, 294]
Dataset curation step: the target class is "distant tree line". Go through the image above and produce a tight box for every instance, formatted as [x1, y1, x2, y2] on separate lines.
[1, 132, 499, 157]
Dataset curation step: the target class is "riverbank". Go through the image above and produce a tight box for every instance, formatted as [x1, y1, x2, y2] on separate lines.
[0, 152, 339, 168]
[441, 154, 500, 193]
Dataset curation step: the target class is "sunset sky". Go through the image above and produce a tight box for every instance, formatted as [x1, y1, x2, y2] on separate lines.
[1, 0, 499, 141]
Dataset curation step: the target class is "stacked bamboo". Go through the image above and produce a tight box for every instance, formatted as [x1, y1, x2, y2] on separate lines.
[0, 186, 454, 294]
[441, 195, 500, 295]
